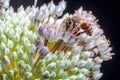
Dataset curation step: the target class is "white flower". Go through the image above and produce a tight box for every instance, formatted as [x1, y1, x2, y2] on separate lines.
[55, 0, 66, 17]
[92, 64, 101, 71]
[81, 51, 93, 59]
[34, 10, 45, 21]
[94, 57, 103, 64]
[93, 70, 103, 80]
[79, 68, 90, 76]
[58, 0, 66, 11]
[71, 46, 83, 55]
[48, 0, 56, 15]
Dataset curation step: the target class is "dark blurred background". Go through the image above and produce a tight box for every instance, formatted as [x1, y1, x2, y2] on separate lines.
[10, 0, 119, 80]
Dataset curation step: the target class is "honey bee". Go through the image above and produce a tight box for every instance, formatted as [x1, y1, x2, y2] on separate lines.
[80, 23, 92, 36]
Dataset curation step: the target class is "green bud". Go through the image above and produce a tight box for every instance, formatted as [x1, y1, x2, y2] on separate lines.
[49, 71, 56, 78]
[0, 33, 7, 42]
[76, 74, 86, 80]
[13, 33, 20, 42]
[3, 47, 10, 55]
[79, 68, 90, 76]
[57, 69, 68, 78]
[7, 70, 14, 78]
[7, 39, 14, 49]
[22, 53, 29, 62]
[2, 74, 8, 80]
[28, 58, 35, 67]
[42, 70, 50, 79]
[8, 29, 15, 39]
[3, 55, 10, 65]
[23, 64, 31, 72]
[57, 51, 64, 59]
[47, 62, 56, 71]
[11, 52, 17, 60]
[25, 72, 33, 80]
[17, 49, 24, 58]
[0, 64, 2, 72]
[0, 42, 6, 49]
[69, 75, 77, 80]
[17, 60, 25, 69]
[71, 67, 79, 74]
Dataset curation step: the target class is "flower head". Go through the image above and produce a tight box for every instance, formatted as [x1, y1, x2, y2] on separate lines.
[0, 0, 114, 80]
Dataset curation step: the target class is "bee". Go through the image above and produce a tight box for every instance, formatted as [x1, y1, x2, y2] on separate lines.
[80, 23, 92, 36]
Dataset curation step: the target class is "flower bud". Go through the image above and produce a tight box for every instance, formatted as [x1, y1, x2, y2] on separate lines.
[17, 60, 25, 69]
[11, 52, 18, 60]
[2, 0, 10, 8]
[3, 47, 10, 55]
[2, 74, 8, 80]
[0, 64, 2, 72]
[34, 10, 45, 21]
[13, 33, 20, 42]
[49, 71, 56, 78]
[69, 75, 77, 80]
[3, 55, 10, 65]
[0, 33, 7, 42]
[7, 39, 14, 49]
[92, 64, 101, 71]
[8, 29, 14, 39]
[71, 46, 83, 55]
[29, 58, 35, 67]
[57, 69, 68, 78]
[15, 26, 22, 35]
[55, 0, 66, 16]
[58, 0, 66, 10]
[81, 51, 92, 59]
[94, 57, 103, 64]
[48, 0, 56, 15]
[7, 70, 15, 78]
[47, 62, 56, 71]
[76, 74, 86, 80]
[21, 37, 29, 46]
[22, 53, 29, 62]
[93, 70, 103, 80]
[55, 6, 64, 17]
[23, 64, 32, 72]
[42, 70, 50, 79]
[0, 42, 6, 49]
[79, 68, 90, 76]
[25, 72, 33, 80]
[17, 49, 24, 58]
[70, 67, 79, 74]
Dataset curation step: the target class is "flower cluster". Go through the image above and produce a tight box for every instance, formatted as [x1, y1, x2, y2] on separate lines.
[0, 0, 113, 80]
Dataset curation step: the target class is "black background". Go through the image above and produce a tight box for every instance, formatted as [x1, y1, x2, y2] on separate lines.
[10, 0, 119, 80]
